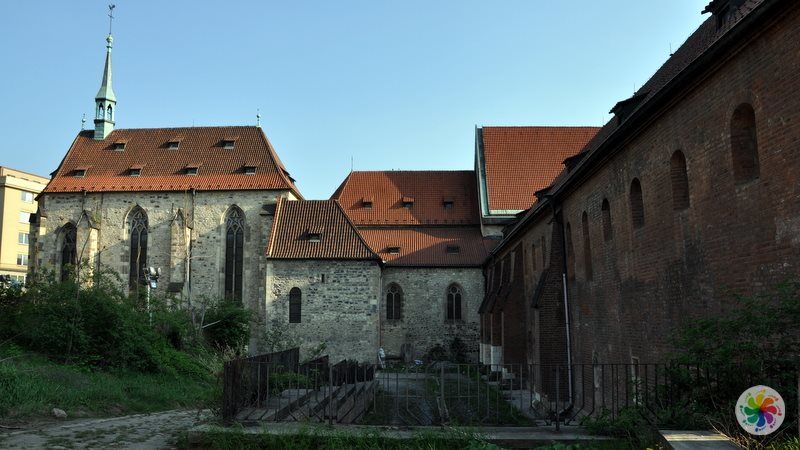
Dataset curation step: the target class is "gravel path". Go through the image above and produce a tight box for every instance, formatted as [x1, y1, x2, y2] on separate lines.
[0, 410, 210, 449]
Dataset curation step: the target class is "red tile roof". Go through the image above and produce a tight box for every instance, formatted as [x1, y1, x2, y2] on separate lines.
[358, 227, 492, 267]
[480, 126, 599, 212]
[267, 199, 378, 260]
[43, 126, 301, 197]
[330, 171, 480, 226]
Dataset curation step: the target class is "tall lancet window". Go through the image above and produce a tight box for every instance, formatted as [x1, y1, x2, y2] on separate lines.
[60, 224, 77, 282]
[97, 103, 104, 119]
[128, 207, 148, 289]
[446, 284, 463, 321]
[224, 207, 245, 301]
[107, 105, 113, 121]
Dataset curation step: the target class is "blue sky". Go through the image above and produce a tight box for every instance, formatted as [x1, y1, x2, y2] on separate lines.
[0, 1, 707, 199]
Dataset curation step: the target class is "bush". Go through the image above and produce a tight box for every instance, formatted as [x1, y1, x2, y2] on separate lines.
[202, 300, 251, 354]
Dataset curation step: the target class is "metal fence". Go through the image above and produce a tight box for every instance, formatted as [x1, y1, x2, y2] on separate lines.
[223, 356, 798, 430]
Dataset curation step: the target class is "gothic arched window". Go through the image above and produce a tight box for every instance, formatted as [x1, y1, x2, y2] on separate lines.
[224, 207, 245, 301]
[97, 103, 104, 119]
[446, 284, 462, 321]
[730, 103, 759, 183]
[60, 224, 77, 282]
[289, 287, 302, 323]
[107, 105, 113, 121]
[670, 150, 690, 210]
[629, 178, 645, 229]
[128, 207, 148, 289]
[386, 283, 403, 321]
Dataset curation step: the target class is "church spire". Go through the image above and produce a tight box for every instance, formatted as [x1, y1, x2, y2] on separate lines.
[94, 4, 117, 140]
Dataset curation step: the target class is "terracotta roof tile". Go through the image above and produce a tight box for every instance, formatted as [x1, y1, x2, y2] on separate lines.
[480, 126, 599, 213]
[43, 126, 301, 197]
[267, 199, 378, 260]
[331, 171, 479, 226]
[359, 227, 491, 267]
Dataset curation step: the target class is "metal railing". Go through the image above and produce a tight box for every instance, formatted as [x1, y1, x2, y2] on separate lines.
[224, 357, 797, 430]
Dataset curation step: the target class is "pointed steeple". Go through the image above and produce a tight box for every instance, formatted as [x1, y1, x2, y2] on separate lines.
[94, 5, 117, 140]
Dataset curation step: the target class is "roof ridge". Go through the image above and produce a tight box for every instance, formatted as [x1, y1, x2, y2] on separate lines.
[480, 125, 602, 129]
[113, 125, 260, 131]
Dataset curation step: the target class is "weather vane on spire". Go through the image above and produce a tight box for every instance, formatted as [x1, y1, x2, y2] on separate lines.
[108, 4, 116, 36]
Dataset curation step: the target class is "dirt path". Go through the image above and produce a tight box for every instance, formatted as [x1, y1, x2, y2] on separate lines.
[0, 410, 210, 449]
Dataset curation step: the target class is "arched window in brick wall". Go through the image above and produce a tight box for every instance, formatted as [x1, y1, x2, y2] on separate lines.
[128, 207, 148, 289]
[446, 284, 462, 321]
[386, 283, 403, 321]
[565, 222, 575, 279]
[601, 198, 613, 241]
[730, 103, 760, 183]
[60, 223, 77, 282]
[224, 206, 245, 302]
[582, 211, 593, 280]
[671, 151, 690, 210]
[629, 178, 645, 229]
[289, 287, 302, 323]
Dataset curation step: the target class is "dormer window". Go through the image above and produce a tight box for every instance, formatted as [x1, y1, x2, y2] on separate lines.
[362, 197, 373, 209]
[243, 166, 257, 175]
[222, 139, 236, 150]
[443, 199, 454, 209]
[307, 232, 322, 243]
[184, 165, 199, 176]
[446, 245, 460, 254]
[128, 167, 142, 177]
[112, 141, 126, 151]
[167, 141, 181, 150]
[401, 196, 414, 208]
[387, 246, 401, 255]
[73, 168, 87, 178]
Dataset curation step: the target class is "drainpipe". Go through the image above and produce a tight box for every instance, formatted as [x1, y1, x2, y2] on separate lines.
[545, 195, 574, 406]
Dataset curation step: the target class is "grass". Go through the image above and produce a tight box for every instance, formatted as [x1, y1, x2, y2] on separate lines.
[180, 425, 500, 449]
[0, 350, 217, 420]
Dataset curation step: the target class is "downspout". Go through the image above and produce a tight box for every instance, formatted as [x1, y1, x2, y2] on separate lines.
[545, 195, 573, 406]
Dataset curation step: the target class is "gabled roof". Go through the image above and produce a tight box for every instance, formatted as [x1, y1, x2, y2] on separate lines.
[331, 171, 480, 226]
[478, 126, 599, 214]
[358, 227, 493, 267]
[43, 126, 301, 197]
[267, 199, 378, 260]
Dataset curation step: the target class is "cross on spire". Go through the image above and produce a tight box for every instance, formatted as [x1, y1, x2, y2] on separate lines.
[108, 4, 116, 36]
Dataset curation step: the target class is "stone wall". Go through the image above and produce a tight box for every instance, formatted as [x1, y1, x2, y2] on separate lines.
[33, 189, 295, 354]
[380, 267, 483, 362]
[265, 259, 381, 363]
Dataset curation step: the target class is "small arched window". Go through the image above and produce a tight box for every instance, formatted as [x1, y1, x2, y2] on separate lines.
[565, 222, 575, 279]
[670, 151, 690, 210]
[60, 224, 77, 282]
[128, 207, 148, 289]
[629, 178, 644, 229]
[107, 105, 113, 121]
[446, 284, 462, 321]
[730, 103, 759, 183]
[386, 283, 403, 320]
[581, 212, 593, 280]
[224, 207, 245, 301]
[289, 287, 302, 323]
[97, 103, 104, 119]
[601, 198, 613, 241]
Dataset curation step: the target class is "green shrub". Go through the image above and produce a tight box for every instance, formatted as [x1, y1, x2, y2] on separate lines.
[202, 300, 251, 354]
